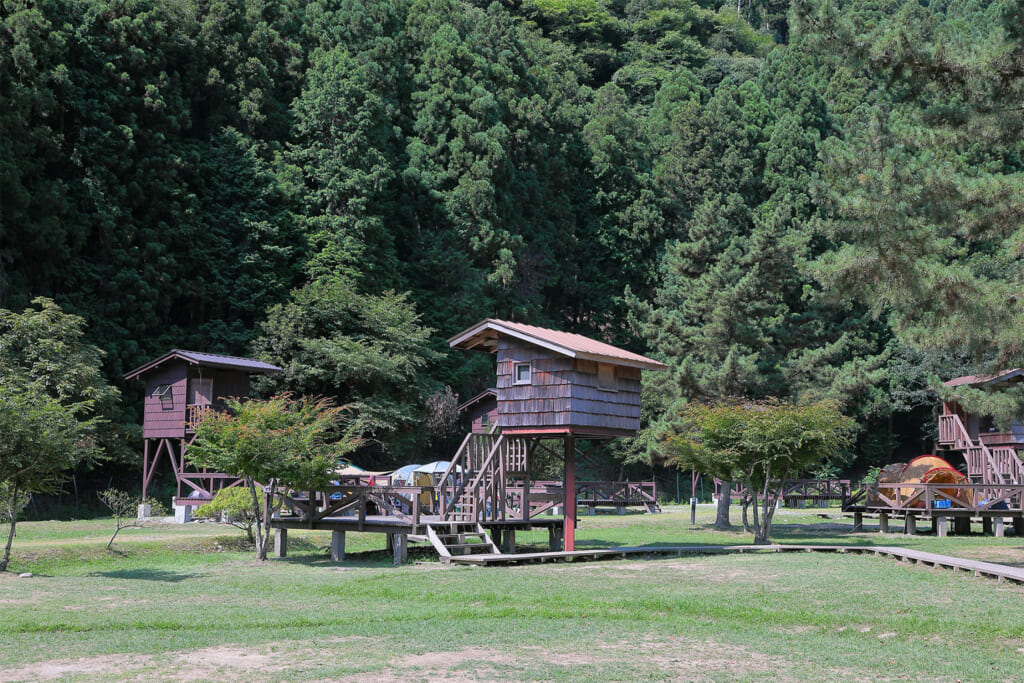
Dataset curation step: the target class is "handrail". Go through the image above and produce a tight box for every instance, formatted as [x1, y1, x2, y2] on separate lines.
[941, 413, 1011, 484]
[862, 481, 1023, 512]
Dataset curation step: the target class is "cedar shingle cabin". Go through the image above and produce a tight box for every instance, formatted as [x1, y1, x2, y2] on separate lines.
[939, 369, 1024, 485]
[125, 350, 282, 506]
[459, 388, 498, 434]
[449, 319, 666, 550]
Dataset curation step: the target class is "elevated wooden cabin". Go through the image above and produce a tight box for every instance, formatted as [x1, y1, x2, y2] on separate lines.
[448, 319, 666, 550]
[939, 369, 1024, 485]
[125, 350, 282, 504]
[449, 319, 664, 437]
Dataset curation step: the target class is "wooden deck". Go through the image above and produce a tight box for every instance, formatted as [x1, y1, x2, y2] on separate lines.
[844, 481, 1024, 536]
[446, 544, 1024, 584]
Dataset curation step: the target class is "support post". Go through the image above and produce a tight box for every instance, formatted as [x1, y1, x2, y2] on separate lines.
[392, 533, 408, 565]
[983, 516, 993, 535]
[1014, 516, 1024, 537]
[502, 529, 516, 554]
[563, 435, 576, 552]
[936, 516, 948, 538]
[879, 512, 889, 533]
[331, 530, 346, 561]
[274, 528, 288, 558]
[852, 512, 863, 533]
[994, 517, 1005, 538]
[549, 525, 562, 551]
[905, 513, 917, 535]
[142, 439, 152, 498]
[955, 515, 971, 535]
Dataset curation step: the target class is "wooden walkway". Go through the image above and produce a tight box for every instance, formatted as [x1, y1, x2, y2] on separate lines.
[447, 543, 1024, 584]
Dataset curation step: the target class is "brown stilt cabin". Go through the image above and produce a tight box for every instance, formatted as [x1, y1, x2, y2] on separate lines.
[447, 319, 666, 551]
[265, 320, 665, 564]
[125, 350, 282, 506]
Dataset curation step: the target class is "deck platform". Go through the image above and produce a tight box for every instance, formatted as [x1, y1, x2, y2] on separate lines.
[446, 543, 1024, 584]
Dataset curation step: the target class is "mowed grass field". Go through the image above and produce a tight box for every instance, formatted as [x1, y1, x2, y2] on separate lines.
[2, 505, 1024, 682]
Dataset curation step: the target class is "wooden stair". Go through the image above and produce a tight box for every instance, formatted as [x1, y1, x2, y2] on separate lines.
[425, 522, 500, 563]
[939, 414, 1024, 484]
[437, 431, 535, 524]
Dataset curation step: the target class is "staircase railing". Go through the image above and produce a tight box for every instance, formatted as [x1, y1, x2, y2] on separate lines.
[940, 413, 1017, 484]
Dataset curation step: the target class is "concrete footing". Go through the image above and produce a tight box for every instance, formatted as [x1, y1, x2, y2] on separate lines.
[331, 530, 346, 561]
[274, 528, 288, 558]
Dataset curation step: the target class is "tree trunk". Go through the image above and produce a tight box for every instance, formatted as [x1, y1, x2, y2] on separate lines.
[714, 481, 732, 529]
[741, 495, 752, 533]
[248, 478, 268, 561]
[1, 484, 19, 572]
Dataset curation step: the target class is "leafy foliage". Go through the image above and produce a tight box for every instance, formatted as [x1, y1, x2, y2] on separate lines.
[195, 487, 264, 544]
[187, 394, 359, 559]
[668, 399, 855, 543]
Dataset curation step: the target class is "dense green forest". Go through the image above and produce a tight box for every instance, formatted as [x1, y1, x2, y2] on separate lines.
[2, 0, 1023, 506]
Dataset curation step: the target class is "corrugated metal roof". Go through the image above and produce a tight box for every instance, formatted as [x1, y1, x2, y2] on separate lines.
[944, 368, 1024, 387]
[124, 349, 282, 380]
[448, 319, 666, 370]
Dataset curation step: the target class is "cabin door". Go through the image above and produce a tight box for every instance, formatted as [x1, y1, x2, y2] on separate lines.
[191, 378, 213, 406]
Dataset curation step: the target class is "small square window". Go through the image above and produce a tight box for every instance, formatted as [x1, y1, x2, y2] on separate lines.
[153, 383, 174, 410]
[514, 362, 532, 385]
[598, 363, 617, 391]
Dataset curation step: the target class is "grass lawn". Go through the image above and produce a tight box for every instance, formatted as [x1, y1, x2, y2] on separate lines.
[2, 505, 1023, 681]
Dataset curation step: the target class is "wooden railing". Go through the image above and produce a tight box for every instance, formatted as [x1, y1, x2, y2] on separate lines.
[863, 481, 1024, 513]
[576, 481, 658, 508]
[714, 479, 853, 507]
[938, 413, 1022, 484]
[265, 483, 436, 532]
[185, 403, 227, 432]
[437, 432, 536, 523]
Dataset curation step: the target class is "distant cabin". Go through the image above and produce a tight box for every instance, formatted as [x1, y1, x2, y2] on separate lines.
[125, 350, 282, 439]
[459, 388, 498, 434]
[449, 319, 666, 438]
[125, 350, 282, 503]
[942, 369, 1024, 448]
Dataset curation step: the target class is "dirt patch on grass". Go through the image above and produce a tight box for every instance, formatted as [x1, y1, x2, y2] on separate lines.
[0, 654, 143, 682]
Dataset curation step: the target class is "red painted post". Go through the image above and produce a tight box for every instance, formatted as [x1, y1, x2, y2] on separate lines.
[564, 434, 576, 552]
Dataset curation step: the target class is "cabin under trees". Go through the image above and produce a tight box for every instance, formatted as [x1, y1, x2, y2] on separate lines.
[125, 350, 282, 510]
[939, 369, 1024, 485]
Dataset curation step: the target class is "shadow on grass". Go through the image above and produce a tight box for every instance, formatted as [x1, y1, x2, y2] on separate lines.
[89, 568, 200, 582]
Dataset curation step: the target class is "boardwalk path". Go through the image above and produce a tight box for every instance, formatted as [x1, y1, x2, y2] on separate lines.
[448, 544, 1024, 584]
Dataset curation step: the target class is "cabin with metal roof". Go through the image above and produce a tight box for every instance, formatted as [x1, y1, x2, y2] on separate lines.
[125, 350, 282, 507]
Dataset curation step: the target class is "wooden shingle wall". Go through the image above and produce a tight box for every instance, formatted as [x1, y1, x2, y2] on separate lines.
[497, 340, 573, 428]
[570, 361, 641, 432]
[142, 362, 188, 439]
[496, 339, 642, 434]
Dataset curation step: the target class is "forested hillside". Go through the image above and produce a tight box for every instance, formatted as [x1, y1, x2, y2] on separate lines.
[2, 0, 1022, 493]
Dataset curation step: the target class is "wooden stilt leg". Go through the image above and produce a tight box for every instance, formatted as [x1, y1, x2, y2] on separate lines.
[563, 435, 576, 552]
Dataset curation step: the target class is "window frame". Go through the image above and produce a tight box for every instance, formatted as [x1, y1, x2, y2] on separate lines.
[513, 362, 532, 385]
[153, 383, 174, 410]
[597, 363, 618, 392]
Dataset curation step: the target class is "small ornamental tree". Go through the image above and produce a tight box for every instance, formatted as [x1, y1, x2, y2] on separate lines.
[98, 488, 145, 550]
[187, 394, 359, 560]
[195, 487, 263, 544]
[669, 399, 855, 544]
